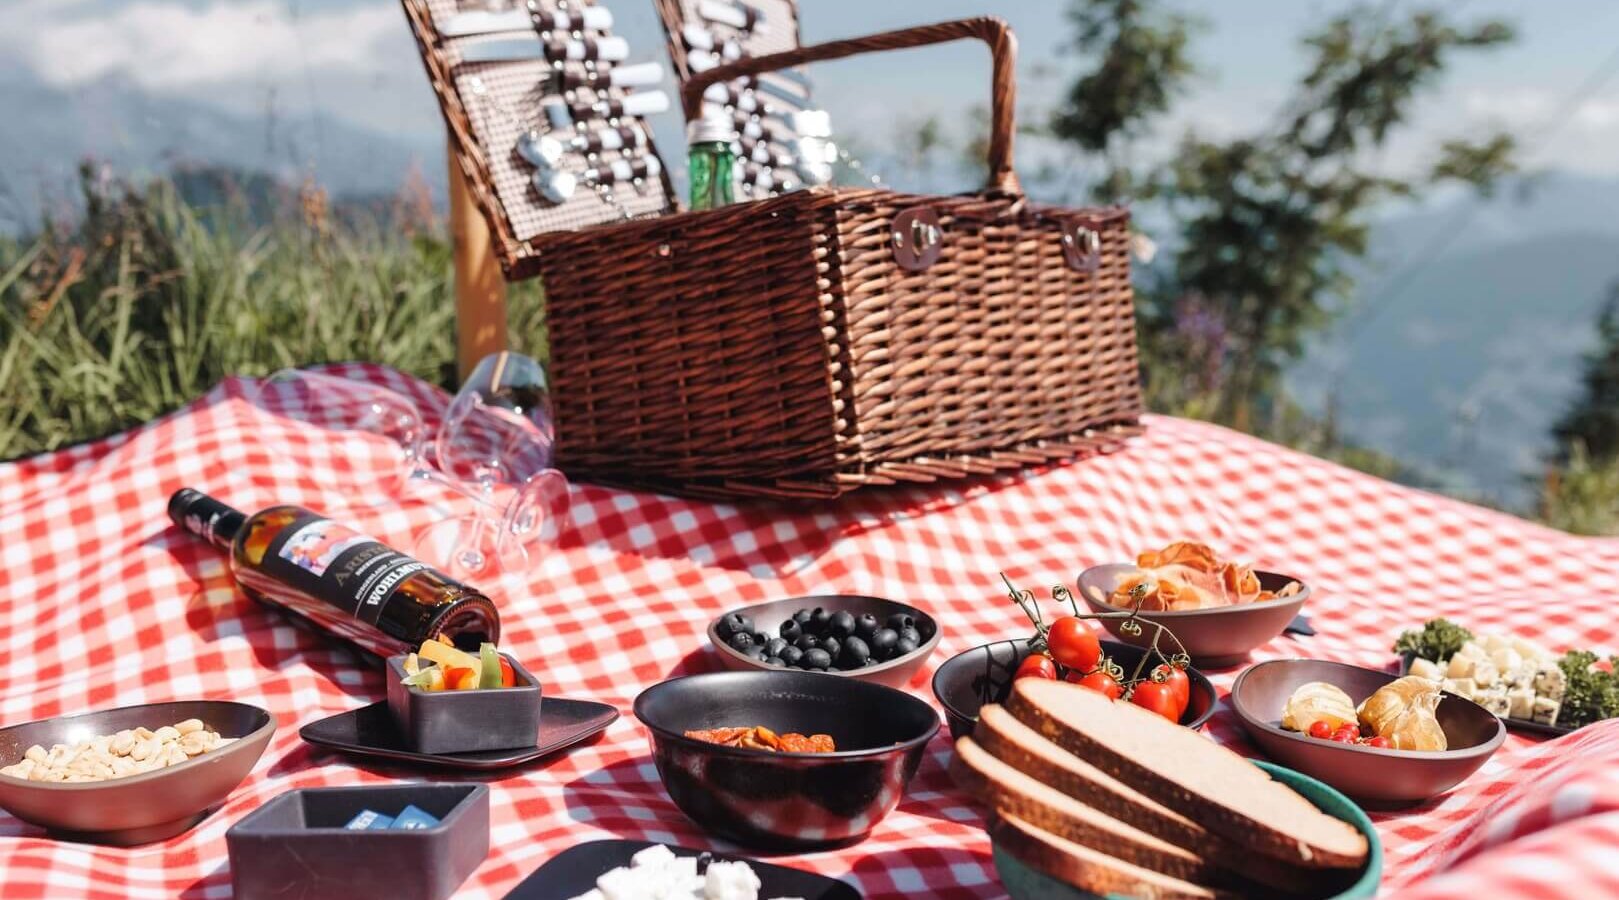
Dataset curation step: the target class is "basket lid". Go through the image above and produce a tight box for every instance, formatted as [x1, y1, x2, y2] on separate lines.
[403, 0, 679, 279]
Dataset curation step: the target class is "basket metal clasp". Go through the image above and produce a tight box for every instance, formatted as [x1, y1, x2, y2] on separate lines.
[1062, 218, 1103, 273]
[892, 206, 943, 272]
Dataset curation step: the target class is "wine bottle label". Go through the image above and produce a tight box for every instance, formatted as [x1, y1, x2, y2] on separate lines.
[259, 515, 465, 626]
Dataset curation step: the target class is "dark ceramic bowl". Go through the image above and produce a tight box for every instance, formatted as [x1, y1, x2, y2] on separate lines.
[1077, 563, 1310, 667]
[385, 653, 542, 754]
[0, 700, 275, 845]
[707, 595, 940, 689]
[931, 640, 1217, 741]
[1230, 658, 1506, 807]
[227, 783, 489, 900]
[993, 759, 1382, 899]
[633, 670, 940, 850]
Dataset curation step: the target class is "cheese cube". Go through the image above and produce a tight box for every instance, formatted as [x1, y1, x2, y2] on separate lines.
[596, 867, 651, 900]
[1442, 677, 1477, 699]
[704, 860, 762, 900]
[1507, 687, 1535, 720]
[1477, 688, 1511, 717]
[1447, 655, 1478, 679]
[1409, 657, 1444, 681]
[1533, 696, 1561, 726]
[631, 844, 677, 869]
[1490, 648, 1524, 676]
[1481, 634, 1510, 653]
[1513, 637, 1554, 663]
[1471, 659, 1499, 688]
[1533, 664, 1566, 700]
[1457, 641, 1488, 661]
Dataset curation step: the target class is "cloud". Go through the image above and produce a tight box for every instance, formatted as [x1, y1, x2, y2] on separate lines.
[5, 0, 398, 91]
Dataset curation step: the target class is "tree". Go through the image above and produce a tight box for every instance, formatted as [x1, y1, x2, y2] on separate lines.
[1553, 282, 1619, 461]
[1049, 2, 1518, 425]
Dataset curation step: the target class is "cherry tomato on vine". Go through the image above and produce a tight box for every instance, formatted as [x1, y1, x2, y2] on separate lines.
[1333, 723, 1360, 741]
[1046, 617, 1102, 673]
[1364, 735, 1392, 749]
[1151, 664, 1191, 716]
[1307, 720, 1333, 740]
[1015, 654, 1058, 681]
[1129, 681, 1181, 722]
[1068, 668, 1124, 700]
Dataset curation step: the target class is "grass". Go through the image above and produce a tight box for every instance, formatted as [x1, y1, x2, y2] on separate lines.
[4, 168, 1616, 536]
[0, 170, 544, 460]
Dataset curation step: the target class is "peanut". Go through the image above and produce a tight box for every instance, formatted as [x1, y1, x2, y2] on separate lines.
[3, 719, 228, 784]
[174, 719, 204, 736]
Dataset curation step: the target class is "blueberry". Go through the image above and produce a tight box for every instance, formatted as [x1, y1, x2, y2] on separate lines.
[839, 635, 871, 668]
[779, 619, 802, 641]
[729, 632, 755, 651]
[808, 607, 832, 635]
[898, 626, 921, 647]
[764, 638, 789, 658]
[819, 636, 841, 658]
[855, 613, 879, 638]
[803, 648, 832, 670]
[780, 645, 804, 666]
[893, 636, 919, 657]
[829, 610, 857, 638]
[885, 613, 916, 633]
[744, 645, 770, 661]
[764, 656, 786, 667]
[870, 628, 899, 658]
[717, 612, 752, 639]
[794, 632, 818, 651]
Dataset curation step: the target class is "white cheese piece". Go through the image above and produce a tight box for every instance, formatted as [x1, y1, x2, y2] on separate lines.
[1447, 655, 1478, 679]
[1457, 641, 1489, 661]
[1534, 664, 1567, 700]
[632, 844, 678, 869]
[567, 891, 605, 900]
[1507, 687, 1535, 720]
[1533, 696, 1561, 726]
[1490, 647, 1524, 676]
[1513, 637, 1554, 663]
[1477, 688, 1511, 717]
[1481, 634, 1509, 654]
[704, 860, 763, 900]
[1471, 659, 1499, 688]
[1409, 657, 1444, 680]
[1443, 677, 1477, 699]
[597, 866, 653, 900]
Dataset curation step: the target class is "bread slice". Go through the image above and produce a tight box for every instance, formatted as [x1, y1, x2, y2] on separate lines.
[976, 703, 1318, 895]
[991, 812, 1238, 900]
[1007, 678, 1368, 869]
[953, 736, 1217, 884]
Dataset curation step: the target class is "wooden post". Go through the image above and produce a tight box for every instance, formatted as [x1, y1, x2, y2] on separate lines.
[448, 139, 508, 381]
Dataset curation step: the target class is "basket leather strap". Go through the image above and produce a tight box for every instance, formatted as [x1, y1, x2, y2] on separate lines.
[679, 17, 1021, 196]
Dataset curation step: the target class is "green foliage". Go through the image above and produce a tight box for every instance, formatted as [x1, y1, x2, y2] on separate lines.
[0, 168, 545, 461]
[1557, 649, 1619, 729]
[1553, 284, 1619, 461]
[1052, 0, 1199, 154]
[1538, 442, 1619, 536]
[1393, 617, 1475, 662]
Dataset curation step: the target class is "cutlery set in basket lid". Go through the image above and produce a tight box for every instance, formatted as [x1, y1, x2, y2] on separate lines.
[402, 2, 1145, 500]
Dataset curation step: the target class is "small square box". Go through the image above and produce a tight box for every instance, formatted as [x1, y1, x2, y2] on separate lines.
[226, 784, 489, 900]
[386, 653, 542, 754]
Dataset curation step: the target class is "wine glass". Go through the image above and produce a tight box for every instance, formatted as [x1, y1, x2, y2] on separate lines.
[259, 369, 429, 494]
[413, 352, 569, 580]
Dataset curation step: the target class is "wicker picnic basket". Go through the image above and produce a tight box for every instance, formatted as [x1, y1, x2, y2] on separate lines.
[404, 7, 1143, 499]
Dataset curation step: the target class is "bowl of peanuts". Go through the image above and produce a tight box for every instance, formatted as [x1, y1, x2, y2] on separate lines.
[0, 699, 275, 845]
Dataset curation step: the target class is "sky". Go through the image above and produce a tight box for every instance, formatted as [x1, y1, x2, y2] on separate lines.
[2, 0, 1617, 199]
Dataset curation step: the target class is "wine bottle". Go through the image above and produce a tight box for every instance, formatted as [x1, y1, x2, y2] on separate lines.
[168, 488, 500, 658]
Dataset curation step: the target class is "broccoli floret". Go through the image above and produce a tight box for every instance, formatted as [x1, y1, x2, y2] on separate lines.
[1393, 617, 1474, 662]
[1557, 650, 1619, 729]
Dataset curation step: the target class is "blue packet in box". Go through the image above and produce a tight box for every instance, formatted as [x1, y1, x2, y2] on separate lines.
[390, 805, 440, 830]
[344, 809, 395, 830]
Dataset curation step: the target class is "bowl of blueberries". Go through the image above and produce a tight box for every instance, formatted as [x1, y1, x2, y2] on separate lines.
[707, 595, 941, 689]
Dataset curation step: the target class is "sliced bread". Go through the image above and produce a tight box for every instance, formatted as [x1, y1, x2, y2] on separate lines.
[991, 812, 1239, 900]
[953, 735, 1217, 885]
[976, 703, 1319, 896]
[1007, 678, 1369, 869]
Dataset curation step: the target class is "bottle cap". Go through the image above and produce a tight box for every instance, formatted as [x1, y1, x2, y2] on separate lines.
[687, 112, 736, 146]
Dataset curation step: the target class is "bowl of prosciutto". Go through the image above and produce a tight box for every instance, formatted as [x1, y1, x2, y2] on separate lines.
[1078, 542, 1309, 667]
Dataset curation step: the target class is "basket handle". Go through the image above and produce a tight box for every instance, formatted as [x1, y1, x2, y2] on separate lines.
[680, 17, 1021, 195]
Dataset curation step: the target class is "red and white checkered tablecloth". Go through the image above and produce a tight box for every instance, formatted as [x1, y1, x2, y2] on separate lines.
[3, 363, 1619, 900]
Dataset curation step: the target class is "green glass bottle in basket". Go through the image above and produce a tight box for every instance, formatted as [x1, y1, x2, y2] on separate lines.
[686, 113, 736, 210]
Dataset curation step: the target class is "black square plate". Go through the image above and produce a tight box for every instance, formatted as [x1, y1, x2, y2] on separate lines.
[503, 839, 861, 899]
[300, 698, 618, 770]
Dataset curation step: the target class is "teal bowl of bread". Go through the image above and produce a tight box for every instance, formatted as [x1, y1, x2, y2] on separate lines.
[951, 678, 1381, 899]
